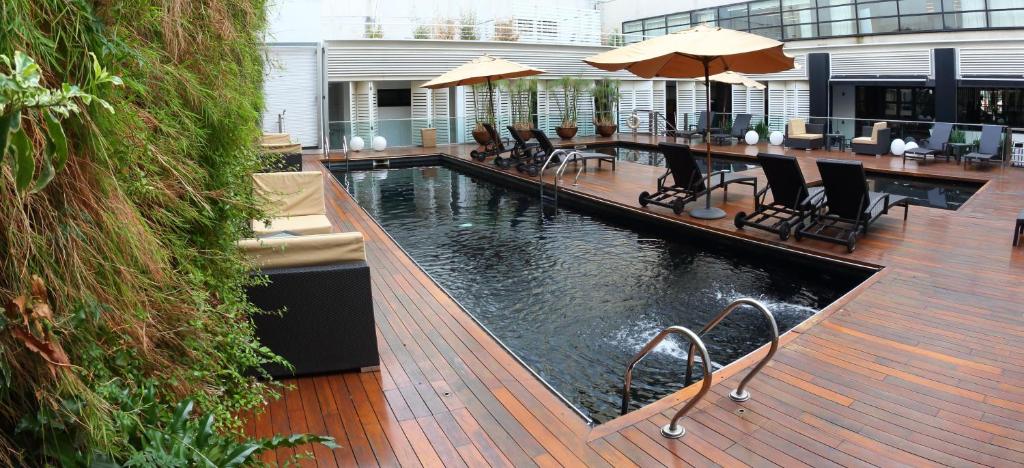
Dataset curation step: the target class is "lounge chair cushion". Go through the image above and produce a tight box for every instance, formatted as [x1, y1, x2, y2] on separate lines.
[253, 171, 326, 217]
[239, 232, 365, 270]
[788, 134, 822, 141]
[252, 215, 333, 236]
[853, 122, 887, 145]
[789, 118, 806, 135]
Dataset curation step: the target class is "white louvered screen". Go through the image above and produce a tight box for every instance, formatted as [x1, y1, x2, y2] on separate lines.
[830, 50, 932, 77]
[747, 54, 807, 81]
[262, 46, 320, 147]
[411, 83, 431, 146]
[351, 81, 376, 141]
[767, 81, 809, 131]
[463, 86, 482, 142]
[959, 48, 1024, 77]
[538, 81, 559, 135]
[748, 88, 765, 119]
[676, 81, 696, 130]
[653, 81, 667, 134]
[578, 89, 595, 136]
[432, 89, 451, 144]
[732, 85, 748, 117]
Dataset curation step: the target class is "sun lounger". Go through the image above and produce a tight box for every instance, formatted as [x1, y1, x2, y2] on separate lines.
[796, 159, 909, 253]
[712, 113, 752, 145]
[963, 125, 1004, 169]
[903, 122, 952, 164]
[470, 122, 514, 163]
[639, 142, 757, 214]
[734, 153, 825, 240]
[682, 111, 722, 142]
[527, 129, 615, 177]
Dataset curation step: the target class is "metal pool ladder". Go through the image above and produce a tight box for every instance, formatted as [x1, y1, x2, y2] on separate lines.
[539, 149, 612, 213]
[620, 298, 779, 439]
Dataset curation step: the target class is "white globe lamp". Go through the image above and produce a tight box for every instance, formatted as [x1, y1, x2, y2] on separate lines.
[744, 130, 759, 145]
[904, 141, 919, 151]
[889, 138, 905, 156]
[372, 135, 387, 151]
[769, 131, 784, 146]
[350, 136, 365, 152]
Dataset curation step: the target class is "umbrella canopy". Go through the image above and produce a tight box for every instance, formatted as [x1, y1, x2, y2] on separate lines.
[420, 55, 545, 89]
[705, 71, 766, 89]
[584, 25, 794, 221]
[584, 25, 793, 78]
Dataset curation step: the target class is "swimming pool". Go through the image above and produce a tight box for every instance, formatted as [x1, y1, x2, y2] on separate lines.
[597, 145, 760, 173]
[338, 163, 869, 423]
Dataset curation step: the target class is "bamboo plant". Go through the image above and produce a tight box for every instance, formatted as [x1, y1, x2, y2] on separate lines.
[505, 78, 537, 131]
[554, 76, 586, 129]
[592, 78, 621, 127]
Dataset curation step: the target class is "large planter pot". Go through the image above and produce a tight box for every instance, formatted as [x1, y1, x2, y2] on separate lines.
[596, 124, 618, 137]
[514, 128, 533, 142]
[556, 126, 578, 140]
[472, 128, 491, 145]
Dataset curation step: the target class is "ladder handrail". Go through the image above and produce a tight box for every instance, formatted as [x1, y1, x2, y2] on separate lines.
[684, 298, 779, 402]
[620, 325, 713, 439]
[538, 149, 576, 214]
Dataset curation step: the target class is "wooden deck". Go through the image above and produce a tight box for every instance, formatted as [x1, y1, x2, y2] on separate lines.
[249, 136, 1024, 466]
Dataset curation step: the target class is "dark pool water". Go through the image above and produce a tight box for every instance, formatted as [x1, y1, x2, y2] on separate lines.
[865, 174, 980, 210]
[598, 145, 760, 173]
[338, 164, 867, 423]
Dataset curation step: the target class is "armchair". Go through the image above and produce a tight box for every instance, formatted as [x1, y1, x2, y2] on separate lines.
[252, 171, 333, 236]
[851, 122, 891, 156]
[784, 118, 824, 150]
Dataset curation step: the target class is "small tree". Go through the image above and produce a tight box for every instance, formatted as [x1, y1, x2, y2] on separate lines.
[364, 17, 383, 38]
[554, 77, 586, 129]
[413, 22, 431, 39]
[505, 78, 537, 131]
[434, 18, 458, 40]
[604, 28, 625, 47]
[460, 11, 479, 40]
[592, 78, 621, 126]
[471, 82, 493, 131]
[493, 18, 519, 41]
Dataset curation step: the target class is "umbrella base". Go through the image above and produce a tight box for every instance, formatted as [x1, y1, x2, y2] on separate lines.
[689, 206, 727, 220]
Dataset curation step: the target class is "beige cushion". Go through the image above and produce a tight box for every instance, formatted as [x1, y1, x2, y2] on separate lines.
[239, 232, 366, 270]
[788, 133, 822, 140]
[851, 136, 874, 144]
[253, 171, 325, 217]
[260, 133, 302, 154]
[856, 122, 888, 145]
[788, 118, 806, 135]
[252, 215, 333, 236]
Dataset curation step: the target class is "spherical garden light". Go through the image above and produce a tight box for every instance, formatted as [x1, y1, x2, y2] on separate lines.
[744, 130, 759, 145]
[769, 131, 784, 146]
[372, 136, 387, 151]
[350, 136, 365, 152]
[904, 141, 919, 152]
[890, 138, 906, 156]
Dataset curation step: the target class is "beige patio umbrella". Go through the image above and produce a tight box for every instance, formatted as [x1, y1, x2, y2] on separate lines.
[706, 71, 766, 89]
[421, 55, 545, 128]
[585, 25, 793, 220]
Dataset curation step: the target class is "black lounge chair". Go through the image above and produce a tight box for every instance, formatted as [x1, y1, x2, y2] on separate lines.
[504, 125, 540, 167]
[682, 111, 721, 142]
[796, 159, 909, 253]
[963, 125, 1004, 169]
[712, 113, 752, 145]
[639, 142, 757, 214]
[734, 153, 825, 240]
[470, 122, 513, 163]
[527, 129, 615, 177]
[903, 122, 952, 164]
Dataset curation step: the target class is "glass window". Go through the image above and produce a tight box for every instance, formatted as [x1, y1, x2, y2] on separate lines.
[693, 9, 717, 24]
[750, 13, 783, 27]
[783, 9, 818, 23]
[989, 0, 1024, 8]
[944, 11, 987, 27]
[942, 0, 985, 11]
[720, 17, 751, 29]
[623, 21, 642, 33]
[667, 13, 690, 26]
[646, 28, 667, 36]
[818, 0, 853, 5]
[644, 17, 667, 29]
[990, 9, 1024, 25]
[859, 16, 900, 32]
[784, 23, 818, 37]
[751, 26, 784, 39]
[750, 0, 782, 14]
[900, 14, 944, 30]
[819, 19, 858, 34]
[857, 1, 898, 17]
[719, 4, 749, 18]
[819, 5, 856, 20]
[899, 0, 942, 15]
[958, 88, 1024, 126]
[782, 0, 816, 10]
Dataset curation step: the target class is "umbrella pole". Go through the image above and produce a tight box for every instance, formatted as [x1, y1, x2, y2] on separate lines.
[690, 60, 727, 220]
[487, 77, 495, 127]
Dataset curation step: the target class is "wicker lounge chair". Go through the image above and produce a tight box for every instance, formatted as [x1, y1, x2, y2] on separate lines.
[470, 122, 514, 163]
[712, 113, 752, 145]
[784, 118, 824, 150]
[734, 153, 825, 240]
[252, 171, 333, 236]
[851, 122, 891, 156]
[963, 125, 1004, 169]
[527, 129, 615, 176]
[639, 142, 757, 214]
[903, 122, 953, 164]
[796, 159, 909, 253]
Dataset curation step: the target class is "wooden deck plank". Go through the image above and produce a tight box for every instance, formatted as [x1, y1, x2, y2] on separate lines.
[243, 137, 1024, 466]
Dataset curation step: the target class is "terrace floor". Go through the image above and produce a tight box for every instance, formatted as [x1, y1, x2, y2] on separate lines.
[247, 135, 1024, 467]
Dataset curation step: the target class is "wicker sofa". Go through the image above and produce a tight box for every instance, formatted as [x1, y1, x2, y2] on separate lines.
[784, 118, 825, 150]
[851, 122, 891, 156]
[260, 133, 302, 171]
[252, 171, 333, 236]
[240, 232, 378, 377]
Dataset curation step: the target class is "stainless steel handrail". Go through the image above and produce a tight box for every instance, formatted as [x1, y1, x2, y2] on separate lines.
[620, 326, 712, 439]
[538, 149, 574, 212]
[684, 298, 778, 403]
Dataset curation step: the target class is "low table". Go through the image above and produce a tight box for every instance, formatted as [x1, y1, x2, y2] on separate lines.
[946, 142, 974, 164]
[826, 133, 847, 152]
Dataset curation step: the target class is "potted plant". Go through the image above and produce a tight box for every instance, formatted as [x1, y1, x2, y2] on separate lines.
[471, 82, 492, 145]
[592, 78, 621, 137]
[554, 76, 585, 140]
[505, 78, 537, 141]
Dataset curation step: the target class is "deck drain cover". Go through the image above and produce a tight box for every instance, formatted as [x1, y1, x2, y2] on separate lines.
[735, 408, 747, 415]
